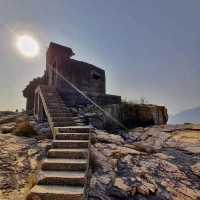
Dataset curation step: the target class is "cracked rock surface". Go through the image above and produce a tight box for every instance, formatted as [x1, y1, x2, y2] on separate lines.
[0, 113, 51, 200]
[0, 111, 199, 200]
[88, 125, 200, 200]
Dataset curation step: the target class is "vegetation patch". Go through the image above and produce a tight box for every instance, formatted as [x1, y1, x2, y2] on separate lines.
[172, 131, 200, 144]
[15, 119, 37, 137]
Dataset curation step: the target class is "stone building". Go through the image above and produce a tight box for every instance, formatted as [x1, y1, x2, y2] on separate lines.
[23, 76, 47, 113]
[23, 42, 121, 113]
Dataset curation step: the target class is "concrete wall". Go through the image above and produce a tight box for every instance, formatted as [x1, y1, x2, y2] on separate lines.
[46, 42, 121, 106]
[119, 103, 168, 128]
[23, 76, 47, 113]
[56, 59, 106, 95]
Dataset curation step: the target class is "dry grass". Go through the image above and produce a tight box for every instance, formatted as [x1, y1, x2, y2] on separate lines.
[15, 119, 37, 137]
[172, 131, 200, 144]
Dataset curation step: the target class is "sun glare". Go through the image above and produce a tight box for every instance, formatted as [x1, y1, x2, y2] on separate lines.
[16, 35, 40, 57]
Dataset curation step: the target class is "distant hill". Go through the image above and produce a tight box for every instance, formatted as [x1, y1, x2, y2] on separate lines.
[169, 107, 200, 124]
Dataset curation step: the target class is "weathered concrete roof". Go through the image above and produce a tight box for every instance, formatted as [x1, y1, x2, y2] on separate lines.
[48, 42, 75, 57]
[63, 59, 105, 72]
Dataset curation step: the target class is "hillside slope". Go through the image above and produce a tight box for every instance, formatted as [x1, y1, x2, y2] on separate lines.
[169, 107, 200, 124]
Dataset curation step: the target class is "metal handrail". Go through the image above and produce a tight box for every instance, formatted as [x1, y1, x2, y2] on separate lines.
[83, 126, 93, 200]
[47, 64, 128, 132]
[35, 85, 56, 138]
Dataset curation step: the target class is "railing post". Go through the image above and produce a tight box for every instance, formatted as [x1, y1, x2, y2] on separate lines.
[34, 92, 39, 120]
[33, 93, 36, 118]
[38, 96, 44, 122]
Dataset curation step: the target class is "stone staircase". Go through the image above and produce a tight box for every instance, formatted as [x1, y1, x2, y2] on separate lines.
[27, 86, 91, 200]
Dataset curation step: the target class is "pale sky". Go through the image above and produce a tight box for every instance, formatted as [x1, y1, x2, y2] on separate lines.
[0, 0, 200, 114]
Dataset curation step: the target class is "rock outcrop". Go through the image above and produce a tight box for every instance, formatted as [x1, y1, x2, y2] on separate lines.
[0, 114, 51, 200]
[87, 124, 200, 200]
[81, 103, 168, 131]
[191, 162, 200, 177]
[0, 111, 199, 200]
[120, 102, 168, 128]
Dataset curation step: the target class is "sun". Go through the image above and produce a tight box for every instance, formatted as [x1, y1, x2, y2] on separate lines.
[16, 35, 40, 58]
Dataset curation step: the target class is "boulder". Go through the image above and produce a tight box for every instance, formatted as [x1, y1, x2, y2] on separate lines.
[0, 114, 19, 125]
[161, 180, 200, 200]
[114, 177, 131, 192]
[1, 123, 16, 134]
[183, 146, 200, 154]
[191, 162, 200, 177]
[131, 142, 159, 153]
[28, 149, 39, 156]
[95, 131, 124, 145]
[154, 153, 174, 160]
[111, 146, 140, 159]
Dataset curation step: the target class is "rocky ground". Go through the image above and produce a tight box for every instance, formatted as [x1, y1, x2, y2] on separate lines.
[0, 112, 51, 200]
[0, 111, 199, 200]
[88, 124, 200, 200]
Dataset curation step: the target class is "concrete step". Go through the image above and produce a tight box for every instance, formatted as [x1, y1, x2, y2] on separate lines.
[49, 104, 66, 108]
[45, 95, 62, 100]
[46, 94, 58, 97]
[44, 92, 57, 95]
[38, 170, 86, 186]
[56, 132, 89, 140]
[45, 98, 63, 102]
[44, 92, 61, 96]
[45, 91, 59, 95]
[43, 88, 56, 92]
[47, 103, 66, 108]
[66, 107, 78, 113]
[46, 100, 65, 104]
[51, 117, 78, 122]
[50, 109, 70, 115]
[50, 113, 77, 118]
[46, 91, 57, 94]
[52, 140, 88, 149]
[48, 108, 70, 113]
[58, 126, 91, 133]
[48, 149, 88, 159]
[74, 119, 84, 123]
[47, 104, 67, 109]
[76, 123, 85, 126]
[46, 89, 57, 91]
[27, 185, 84, 200]
[46, 97, 64, 101]
[41, 158, 87, 171]
[53, 121, 77, 127]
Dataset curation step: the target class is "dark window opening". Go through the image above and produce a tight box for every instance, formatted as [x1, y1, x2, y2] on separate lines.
[92, 72, 101, 80]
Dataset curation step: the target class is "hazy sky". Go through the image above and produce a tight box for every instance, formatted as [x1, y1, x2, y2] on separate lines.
[0, 0, 200, 114]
